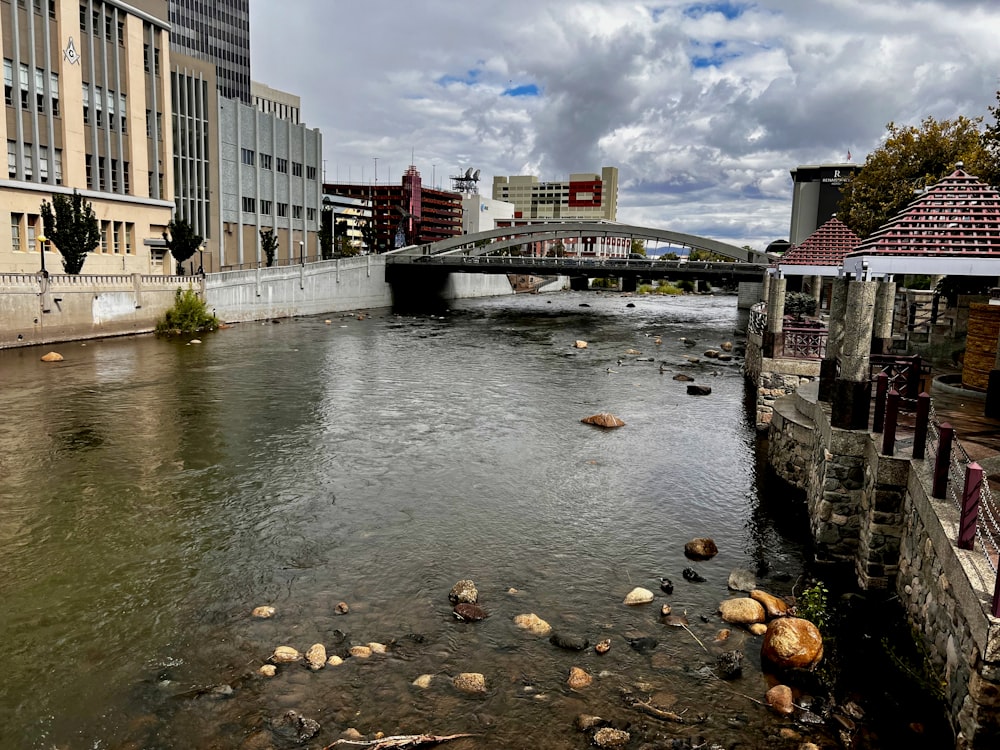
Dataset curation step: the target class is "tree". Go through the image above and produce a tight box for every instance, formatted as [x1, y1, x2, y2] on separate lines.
[335, 219, 361, 257]
[260, 228, 279, 267]
[630, 239, 646, 256]
[40, 190, 101, 274]
[546, 239, 566, 257]
[838, 116, 991, 239]
[319, 217, 334, 260]
[163, 216, 203, 274]
[979, 90, 1000, 190]
[663, 251, 680, 261]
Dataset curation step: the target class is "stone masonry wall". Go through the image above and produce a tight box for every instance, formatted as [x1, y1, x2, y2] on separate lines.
[768, 384, 1000, 748]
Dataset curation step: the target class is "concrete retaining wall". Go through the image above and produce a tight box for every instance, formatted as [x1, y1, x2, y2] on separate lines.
[1, 258, 516, 348]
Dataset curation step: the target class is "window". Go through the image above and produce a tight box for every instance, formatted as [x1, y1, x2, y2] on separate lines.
[79, 4, 86, 28]
[124, 223, 133, 254]
[111, 158, 119, 192]
[306, 166, 316, 181]
[85, 153, 93, 188]
[100, 221, 109, 253]
[27, 216, 36, 251]
[117, 21, 124, 46]
[49, 71, 59, 116]
[23, 143, 32, 179]
[241, 196, 256, 213]
[277, 202, 288, 218]
[11, 213, 22, 253]
[119, 94, 127, 132]
[98, 157, 105, 191]
[292, 162, 302, 177]
[5, 140, 13, 179]
[260, 200, 272, 215]
[145, 109, 151, 137]
[122, 161, 129, 194]
[48, 0, 55, 19]
[112, 222, 121, 254]
[3, 59, 12, 107]
[306, 208, 316, 221]
[260, 153, 272, 170]
[83, 82, 90, 123]
[276, 157, 287, 173]
[19, 63, 29, 109]
[156, 112, 162, 139]
[54, 148, 62, 185]
[144, 43, 150, 72]
[292, 205, 302, 220]
[153, 47, 160, 76]
[240, 147, 255, 166]
[39, 146, 48, 183]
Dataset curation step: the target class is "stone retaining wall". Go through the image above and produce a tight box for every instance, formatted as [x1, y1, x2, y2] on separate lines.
[767, 385, 1000, 748]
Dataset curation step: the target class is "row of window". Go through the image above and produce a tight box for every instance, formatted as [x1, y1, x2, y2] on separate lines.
[239, 148, 315, 179]
[240, 197, 316, 221]
[81, 83, 127, 132]
[10, 212, 134, 256]
[80, 4, 125, 46]
[7, 141, 63, 184]
[16, 0, 56, 19]
[4, 60, 60, 115]
[85, 154, 130, 194]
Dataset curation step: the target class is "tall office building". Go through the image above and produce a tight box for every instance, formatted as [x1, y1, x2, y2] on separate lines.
[1, 0, 175, 274]
[788, 163, 861, 245]
[492, 166, 619, 221]
[167, 0, 250, 104]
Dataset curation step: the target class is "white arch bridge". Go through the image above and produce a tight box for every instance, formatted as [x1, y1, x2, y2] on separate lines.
[385, 221, 770, 286]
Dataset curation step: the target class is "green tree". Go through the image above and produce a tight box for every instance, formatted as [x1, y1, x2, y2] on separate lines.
[163, 216, 203, 274]
[40, 190, 101, 274]
[260, 228, 279, 267]
[979, 90, 1000, 189]
[663, 251, 680, 261]
[155, 286, 219, 335]
[319, 217, 334, 260]
[630, 239, 646, 256]
[838, 116, 991, 239]
[334, 219, 361, 257]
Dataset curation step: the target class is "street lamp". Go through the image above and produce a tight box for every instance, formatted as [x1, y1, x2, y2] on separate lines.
[37, 234, 47, 276]
[299, 240, 304, 265]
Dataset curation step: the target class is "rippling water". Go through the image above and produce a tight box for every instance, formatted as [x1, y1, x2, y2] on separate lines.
[0, 292, 825, 749]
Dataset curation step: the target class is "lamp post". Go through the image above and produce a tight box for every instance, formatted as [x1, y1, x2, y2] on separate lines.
[299, 240, 304, 265]
[37, 234, 47, 276]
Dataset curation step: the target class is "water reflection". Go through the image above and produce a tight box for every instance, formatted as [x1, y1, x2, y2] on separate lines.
[1, 293, 836, 749]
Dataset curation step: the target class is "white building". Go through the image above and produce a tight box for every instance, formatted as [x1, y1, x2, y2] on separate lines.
[461, 194, 515, 234]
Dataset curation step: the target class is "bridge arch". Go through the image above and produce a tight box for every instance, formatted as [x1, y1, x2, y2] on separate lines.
[388, 221, 769, 264]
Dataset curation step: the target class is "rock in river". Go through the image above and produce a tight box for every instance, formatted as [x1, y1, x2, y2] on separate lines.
[622, 586, 654, 605]
[305, 643, 327, 670]
[684, 537, 719, 560]
[453, 672, 487, 695]
[718, 597, 766, 625]
[567, 666, 593, 689]
[751, 589, 791, 618]
[513, 613, 552, 636]
[593, 727, 630, 748]
[454, 603, 488, 621]
[581, 412, 626, 428]
[549, 632, 589, 651]
[270, 646, 302, 664]
[762, 617, 823, 670]
[449, 579, 479, 604]
[251, 605, 276, 619]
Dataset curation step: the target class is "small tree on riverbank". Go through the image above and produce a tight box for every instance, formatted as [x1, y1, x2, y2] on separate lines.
[163, 216, 203, 274]
[40, 190, 101, 274]
[260, 229, 279, 267]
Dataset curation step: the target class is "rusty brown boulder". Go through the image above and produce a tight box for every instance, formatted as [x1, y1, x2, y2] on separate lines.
[581, 413, 625, 428]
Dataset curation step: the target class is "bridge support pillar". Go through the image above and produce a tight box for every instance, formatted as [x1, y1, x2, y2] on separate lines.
[831, 280, 878, 429]
[569, 275, 590, 292]
[621, 275, 637, 294]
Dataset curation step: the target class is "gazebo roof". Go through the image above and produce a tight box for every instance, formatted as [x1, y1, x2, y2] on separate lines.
[780, 216, 860, 266]
[847, 168, 1000, 259]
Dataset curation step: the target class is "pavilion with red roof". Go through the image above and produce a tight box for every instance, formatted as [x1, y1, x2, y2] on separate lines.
[777, 215, 861, 278]
[843, 166, 1000, 279]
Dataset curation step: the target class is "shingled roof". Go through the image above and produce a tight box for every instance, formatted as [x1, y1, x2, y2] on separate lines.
[847, 168, 1000, 258]
[781, 216, 860, 266]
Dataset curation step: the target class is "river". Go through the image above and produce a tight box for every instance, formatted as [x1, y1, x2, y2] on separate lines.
[0, 291, 938, 749]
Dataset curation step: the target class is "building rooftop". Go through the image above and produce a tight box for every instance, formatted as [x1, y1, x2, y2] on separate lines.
[780, 216, 861, 266]
[848, 168, 1000, 259]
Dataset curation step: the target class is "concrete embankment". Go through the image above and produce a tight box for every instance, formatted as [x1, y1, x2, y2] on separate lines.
[0, 256, 517, 349]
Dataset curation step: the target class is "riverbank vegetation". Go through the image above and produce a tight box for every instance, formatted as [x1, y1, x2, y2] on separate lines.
[155, 287, 219, 335]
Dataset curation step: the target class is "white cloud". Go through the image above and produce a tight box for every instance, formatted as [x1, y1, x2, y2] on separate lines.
[250, 0, 1000, 250]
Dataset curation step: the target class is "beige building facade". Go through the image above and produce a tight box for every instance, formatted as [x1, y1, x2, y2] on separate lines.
[492, 166, 618, 221]
[1, 0, 175, 275]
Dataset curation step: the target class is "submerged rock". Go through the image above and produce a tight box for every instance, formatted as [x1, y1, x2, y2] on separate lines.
[454, 603, 488, 621]
[567, 666, 592, 689]
[549, 632, 589, 651]
[305, 643, 327, 670]
[717, 649, 744, 679]
[270, 646, 302, 664]
[766, 684, 795, 715]
[40, 351, 64, 362]
[453, 672, 486, 695]
[251, 605, 276, 619]
[581, 412, 626, 428]
[593, 727, 630, 748]
[685, 538, 719, 560]
[687, 384, 712, 396]
[682, 567, 706, 583]
[623, 587, 654, 605]
[513, 613, 552, 636]
[728, 568, 757, 592]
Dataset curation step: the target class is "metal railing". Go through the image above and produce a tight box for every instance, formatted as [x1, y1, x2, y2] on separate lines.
[748, 301, 766, 336]
[782, 326, 828, 359]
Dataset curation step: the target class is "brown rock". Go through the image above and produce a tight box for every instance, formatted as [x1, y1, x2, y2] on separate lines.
[453, 672, 486, 695]
[762, 617, 823, 670]
[718, 597, 766, 625]
[574, 340, 588, 348]
[349, 645, 372, 658]
[751, 589, 791, 618]
[251, 605, 275, 618]
[513, 613, 552, 636]
[673, 373, 694, 382]
[335, 601, 350, 614]
[593, 727, 630, 748]
[766, 684, 795, 715]
[567, 666, 592, 689]
[305, 643, 327, 670]
[270, 646, 302, 663]
[581, 412, 626, 428]
[594, 638, 611, 654]
[748, 623, 768, 636]
[40, 351, 64, 362]
[684, 537, 719, 560]
[453, 603, 488, 621]
[622, 587, 654, 605]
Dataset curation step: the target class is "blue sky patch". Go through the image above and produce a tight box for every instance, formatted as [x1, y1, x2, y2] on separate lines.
[683, 2, 746, 21]
[649, 5, 668, 21]
[436, 69, 482, 87]
[503, 83, 541, 97]
[690, 40, 741, 68]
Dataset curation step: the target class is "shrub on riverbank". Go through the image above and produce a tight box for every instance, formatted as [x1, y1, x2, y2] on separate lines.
[155, 287, 219, 335]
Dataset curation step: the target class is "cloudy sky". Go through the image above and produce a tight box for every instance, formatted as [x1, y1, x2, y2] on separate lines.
[248, 0, 1000, 251]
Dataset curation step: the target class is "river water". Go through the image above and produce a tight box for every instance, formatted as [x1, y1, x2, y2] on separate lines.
[0, 292, 917, 749]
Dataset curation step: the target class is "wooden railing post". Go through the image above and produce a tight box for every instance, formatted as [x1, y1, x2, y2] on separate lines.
[913, 392, 931, 459]
[993, 570, 1000, 619]
[932, 423, 954, 499]
[958, 463, 983, 550]
[873, 372, 889, 433]
[881, 390, 899, 456]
